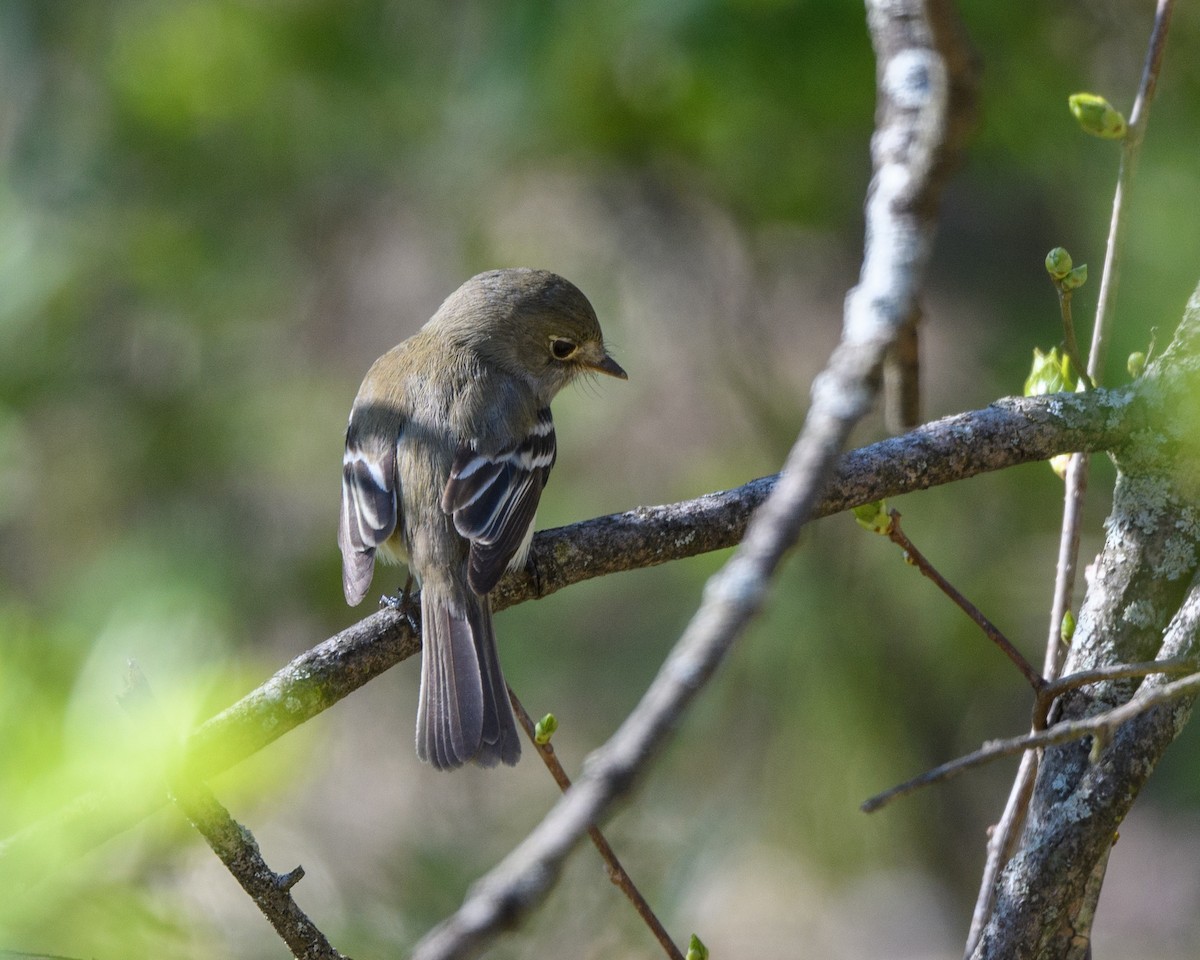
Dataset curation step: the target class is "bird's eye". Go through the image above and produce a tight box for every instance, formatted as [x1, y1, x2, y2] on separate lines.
[549, 338, 579, 361]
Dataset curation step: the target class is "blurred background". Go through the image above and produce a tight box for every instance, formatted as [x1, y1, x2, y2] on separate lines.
[2, 1, 1200, 957]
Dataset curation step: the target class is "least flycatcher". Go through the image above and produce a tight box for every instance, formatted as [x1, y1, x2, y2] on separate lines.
[338, 268, 626, 769]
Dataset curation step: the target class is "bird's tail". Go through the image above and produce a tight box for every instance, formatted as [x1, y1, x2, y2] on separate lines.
[416, 587, 521, 769]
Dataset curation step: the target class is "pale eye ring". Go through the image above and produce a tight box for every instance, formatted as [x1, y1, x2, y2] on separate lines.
[549, 337, 579, 361]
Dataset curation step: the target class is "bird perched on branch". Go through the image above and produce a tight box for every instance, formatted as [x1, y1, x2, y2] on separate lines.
[338, 268, 626, 769]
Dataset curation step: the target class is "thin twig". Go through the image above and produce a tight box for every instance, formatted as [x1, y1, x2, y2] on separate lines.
[966, 5, 1175, 952]
[119, 664, 349, 960]
[1044, 453, 1090, 686]
[887, 510, 1044, 692]
[1088, 0, 1175, 379]
[1037, 655, 1198, 707]
[170, 785, 348, 960]
[866, 655, 1198, 815]
[968, 453, 1094, 951]
[864, 667, 1200, 813]
[507, 691, 685, 960]
[1056, 287, 1095, 391]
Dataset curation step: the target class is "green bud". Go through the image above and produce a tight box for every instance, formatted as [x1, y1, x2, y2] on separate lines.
[686, 934, 710, 960]
[1060, 264, 1088, 291]
[1060, 609, 1076, 646]
[853, 500, 892, 535]
[1050, 452, 1072, 480]
[534, 713, 558, 745]
[1068, 93, 1128, 139]
[1045, 247, 1073, 280]
[1127, 351, 1146, 379]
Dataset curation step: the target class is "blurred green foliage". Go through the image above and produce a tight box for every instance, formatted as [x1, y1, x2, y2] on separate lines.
[2, 0, 1200, 957]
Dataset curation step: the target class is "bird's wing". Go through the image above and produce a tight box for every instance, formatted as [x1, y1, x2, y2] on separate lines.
[338, 420, 400, 605]
[441, 406, 556, 595]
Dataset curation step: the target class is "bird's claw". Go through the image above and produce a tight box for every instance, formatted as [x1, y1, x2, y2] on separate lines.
[381, 576, 420, 633]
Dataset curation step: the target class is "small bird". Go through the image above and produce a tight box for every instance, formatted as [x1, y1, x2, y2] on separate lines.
[338, 268, 626, 769]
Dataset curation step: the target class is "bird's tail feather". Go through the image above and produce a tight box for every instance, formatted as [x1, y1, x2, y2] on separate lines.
[416, 589, 521, 769]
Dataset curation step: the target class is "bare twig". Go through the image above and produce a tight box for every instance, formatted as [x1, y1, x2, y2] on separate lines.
[1037, 655, 1198, 707]
[508, 692, 685, 960]
[1055, 285, 1095, 392]
[170, 784, 348, 960]
[863, 663, 1200, 813]
[886, 510, 1044, 692]
[1044, 454, 1090, 686]
[119, 664, 349, 960]
[968, 454, 1095, 951]
[1089, 0, 1174, 378]
[966, 5, 1176, 951]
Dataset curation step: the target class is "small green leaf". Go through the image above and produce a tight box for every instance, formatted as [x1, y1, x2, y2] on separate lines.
[1068, 93, 1127, 139]
[534, 713, 558, 745]
[853, 500, 892, 535]
[1025, 347, 1076, 397]
[686, 934, 710, 960]
[1045, 247, 1073, 280]
[1028, 349, 1080, 477]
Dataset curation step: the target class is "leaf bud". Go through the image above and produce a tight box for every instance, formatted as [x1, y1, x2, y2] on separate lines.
[1068, 93, 1127, 139]
[1045, 247, 1073, 280]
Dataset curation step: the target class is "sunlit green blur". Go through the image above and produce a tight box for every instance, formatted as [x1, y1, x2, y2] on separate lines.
[3, 2, 1200, 957]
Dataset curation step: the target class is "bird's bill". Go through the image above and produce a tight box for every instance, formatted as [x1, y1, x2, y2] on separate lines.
[588, 354, 628, 379]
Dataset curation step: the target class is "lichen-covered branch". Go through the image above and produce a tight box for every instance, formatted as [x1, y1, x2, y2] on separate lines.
[972, 281, 1200, 959]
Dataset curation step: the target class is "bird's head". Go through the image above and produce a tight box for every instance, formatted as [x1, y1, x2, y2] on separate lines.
[435, 268, 627, 400]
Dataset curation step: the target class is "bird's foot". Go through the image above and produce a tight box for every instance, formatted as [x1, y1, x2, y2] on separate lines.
[381, 575, 420, 633]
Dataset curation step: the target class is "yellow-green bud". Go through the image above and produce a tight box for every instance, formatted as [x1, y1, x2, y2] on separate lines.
[534, 713, 558, 744]
[1127, 351, 1146, 379]
[1068, 93, 1127, 139]
[686, 934, 710, 960]
[1045, 247, 1073, 280]
[853, 500, 892, 535]
[1060, 609, 1076, 646]
[1060, 264, 1088, 291]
